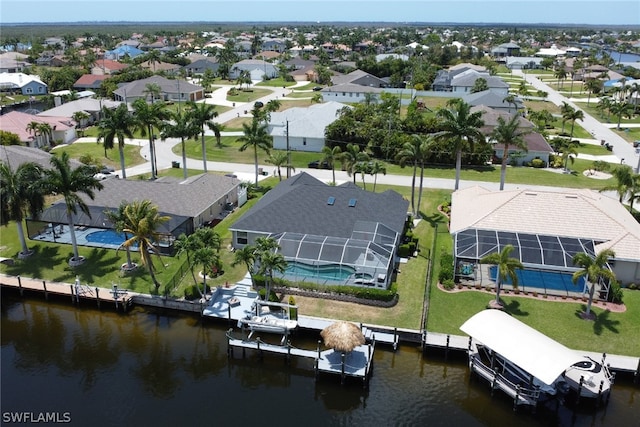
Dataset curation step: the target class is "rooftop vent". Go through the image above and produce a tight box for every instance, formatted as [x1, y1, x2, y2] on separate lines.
[348, 198, 357, 207]
[327, 196, 335, 205]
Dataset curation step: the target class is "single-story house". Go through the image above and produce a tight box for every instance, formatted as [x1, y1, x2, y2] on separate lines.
[0, 144, 83, 170]
[471, 105, 552, 165]
[462, 90, 522, 115]
[0, 73, 48, 95]
[104, 45, 144, 60]
[505, 56, 544, 70]
[450, 186, 640, 293]
[182, 58, 220, 76]
[229, 59, 278, 80]
[267, 101, 349, 152]
[113, 76, 204, 103]
[33, 173, 245, 253]
[38, 98, 122, 126]
[431, 63, 488, 92]
[73, 74, 109, 91]
[331, 69, 387, 88]
[320, 83, 383, 104]
[491, 42, 521, 58]
[229, 173, 409, 289]
[0, 111, 76, 146]
[91, 59, 129, 75]
[451, 71, 509, 95]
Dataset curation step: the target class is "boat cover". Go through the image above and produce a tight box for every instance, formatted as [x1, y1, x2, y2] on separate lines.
[460, 310, 586, 386]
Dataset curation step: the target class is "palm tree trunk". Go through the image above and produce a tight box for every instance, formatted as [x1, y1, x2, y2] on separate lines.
[331, 166, 336, 185]
[119, 144, 127, 179]
[16, 220, 30, 255]
[66, 211, 81, 261]
[455, 149, 462, 191]
[254, 146, 259, 186]
[148, 124, 156, 180]
[416, 164, 425, 218]
[144, 250, 161, 292]
[373, 174, 378, 192]
[181, 137, 188, 179]
[201, 131, 208, 172]
[410, 164, 417, 216]
[586, 281, 595, 316]
[499, 145, 509, 191]
[495, 269, 501, 303]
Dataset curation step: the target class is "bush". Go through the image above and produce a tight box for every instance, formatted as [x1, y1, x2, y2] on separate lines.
[442, 279, 455, 290]
[438, 250, 454, 283]
[531, 158, 546, 168]
[609, 281, 624, 304]
[184, 284, 210, 300]
[398, 244, 412, 258]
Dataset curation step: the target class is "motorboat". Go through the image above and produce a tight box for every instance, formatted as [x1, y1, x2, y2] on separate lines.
[239, 314, 298, 334]
[460, 310, 613, 401]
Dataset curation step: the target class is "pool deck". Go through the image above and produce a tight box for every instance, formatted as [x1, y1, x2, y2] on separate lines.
[31, 225, 124, 250]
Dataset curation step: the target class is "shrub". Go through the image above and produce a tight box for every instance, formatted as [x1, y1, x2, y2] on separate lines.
[442, 279, 455, 290]
[608, 281, 624, 304]
[398, 244, 412, 258]
[438, 250, 454, 283]
[531, 158, 546, 168]
[184, 284, 210, 300]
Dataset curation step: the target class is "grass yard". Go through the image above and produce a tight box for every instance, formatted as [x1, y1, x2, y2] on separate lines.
[53, 141, 146, 171]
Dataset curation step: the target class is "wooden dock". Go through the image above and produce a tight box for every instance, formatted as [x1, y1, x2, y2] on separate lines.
[1, 274, 132, 311]
[226, 329, 374, 385]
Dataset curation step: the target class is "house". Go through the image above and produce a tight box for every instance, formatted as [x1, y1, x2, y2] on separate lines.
[91, 59, 129, 75]
[471, 105, 552, 165]
[462, 90, 521, 114]
[229, 59, 278, 80]
[38, 98, 122, 126]
[34, 173, 245, 253]
[0, 52, 29, 73]
[113, 76, 204, 103]
[450, 71, 509, 95]
[0, 73, 48, 95]
[0, 144, 83, 170]
[73, 74, 109, 91]
[267, 102, 349, 152]
[320, 83, 383, 104]
[491, 42, 521, 58]
[182, 57, 220, 76]
[139, 60, 182, 74]
[331, 69, 387, 88]
[104, 45, 144, 60]
[450, 186, 640, 288]
[229, 173, 409, 289]
[431, 63, 487, 92]
[261, 38, 287, 53]
[0, 111, 76, 146]
[505, 56, 544, 70]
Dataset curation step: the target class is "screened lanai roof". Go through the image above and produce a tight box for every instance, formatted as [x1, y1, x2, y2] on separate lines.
[455, 228, 596, 268]
[272, 232, 392, 270]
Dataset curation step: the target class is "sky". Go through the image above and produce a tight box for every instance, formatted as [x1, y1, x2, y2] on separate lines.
[1, 0, 639, 26]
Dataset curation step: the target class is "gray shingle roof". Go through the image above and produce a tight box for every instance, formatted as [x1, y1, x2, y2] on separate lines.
[230, 172, 409, 238]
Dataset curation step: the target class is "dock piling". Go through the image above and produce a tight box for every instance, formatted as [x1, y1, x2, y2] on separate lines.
[42, 280, 48, 300]
[95, 287, 100, 308]
[69, 284, 75, 303]
[17, 276, 23, 296]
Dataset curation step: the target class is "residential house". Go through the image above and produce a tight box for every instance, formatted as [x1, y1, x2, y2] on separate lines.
[73, 74, 109, 91]
[431, 63, 487, 92]
[491, 42, 521, 58]
[0, 73, 48, 95]
[104, 45, 144, 60]
[182, 57, 220, 76]
[139, 60, 182, 74]
[0, 111, 76, 146]
[331, 69, 387, 88]
[462, 90, 522, 114]
[267, 101, 349, 152]
[450, 70, 509, 95]
[229, 59, 278, 80]
[113, 75, 204, 103]
[91, 59, 129, 75]
[261, 38, 287, 52]
[38, 98, 122, 126]
[505, 56, 544, 70]
[320, 83, 383, 104]
[229, 173, 409, 289]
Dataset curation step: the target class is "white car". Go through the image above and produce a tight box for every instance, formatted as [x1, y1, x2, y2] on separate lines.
[94, 172, 117, 180]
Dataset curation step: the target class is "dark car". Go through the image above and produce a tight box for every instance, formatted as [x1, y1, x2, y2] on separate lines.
[254, 101, 264, 108]
[308, 160, 330, 169]
[312, 86, 323, 91]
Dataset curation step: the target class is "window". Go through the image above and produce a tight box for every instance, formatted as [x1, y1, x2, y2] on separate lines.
[236, 231, 248, 245]
[348, 198, 357, 207]
[327, 196, 335, 205]
[303, 138, 306, 146]
[26, 88, 33, 94]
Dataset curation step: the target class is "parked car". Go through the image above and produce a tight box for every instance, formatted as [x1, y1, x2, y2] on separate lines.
[308, 160, 330, 169]
[254, 101, 264, 108]
[312, 86, 323, 91]
[94, 171, 117, 180]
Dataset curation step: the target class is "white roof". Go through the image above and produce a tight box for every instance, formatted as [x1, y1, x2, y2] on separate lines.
[0, 72, 46, 88]
[460, 310, 584, 386]
[268, 102, 348, 139]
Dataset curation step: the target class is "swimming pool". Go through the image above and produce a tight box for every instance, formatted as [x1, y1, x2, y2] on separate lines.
[488, 266, 586, 294]
[86, 229, 130, 247]
[285, 262, 358, 282]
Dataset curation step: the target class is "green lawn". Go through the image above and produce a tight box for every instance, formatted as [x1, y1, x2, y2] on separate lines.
[53, 141, 146, 171]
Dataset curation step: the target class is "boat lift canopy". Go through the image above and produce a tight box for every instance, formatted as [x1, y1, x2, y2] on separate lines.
[460, 310, 586, 386]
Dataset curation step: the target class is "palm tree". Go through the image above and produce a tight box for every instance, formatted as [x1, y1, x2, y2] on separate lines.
[210, 122, 226, 148]
[132, 98, 169, 180]
[118, 200, 170, 292]
[340, 143, 369, 184]
[369, 160, 387, 192]
[490, 114, 530, 190]
[143, 82, 162, 103]
[435, 98, 485, 190]
[266, 151, 294, 181]
[599, 165, 635, 203]
[41, 151, 103, 265]
[627, 174, 640, 213]
[554, 63, 567, 89]
[161, 110, 199, 180]
[0, 162, 45, 258]
[25, 121, 40, 146]
[238, 118, 272, 186]
[572, 249, 616, 319]
[565, 108, 585, 139]
[480, 244, 523, 306]
[321, 145, 342, 185]
[395, 136, 422, 215]
[71, 111, 91, 137]
[104, 202, 135, 269]
[585, 78, 603, 105]
[256, 249, 287, 302]
[232, 245, 257, 287]
[193, 247, 219, 297]
[610, 101, 634, 130]
[186, 101, 219, 172]
[559, 139, 579, 172]
[97, 103, 135, 179]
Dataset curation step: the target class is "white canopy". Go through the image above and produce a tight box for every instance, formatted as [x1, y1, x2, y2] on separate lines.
[460, 310, 585, 386]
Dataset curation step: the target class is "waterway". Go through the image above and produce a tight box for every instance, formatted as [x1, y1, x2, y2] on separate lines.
[1, 294, 638, 427]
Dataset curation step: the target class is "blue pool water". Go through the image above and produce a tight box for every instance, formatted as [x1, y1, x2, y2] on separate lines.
[489, 266, 585, 294]
[285, 262, 357, 282]
[86, 229, 128, 246]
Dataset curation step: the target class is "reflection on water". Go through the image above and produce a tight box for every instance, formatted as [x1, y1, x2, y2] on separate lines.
[1, 294, 637, 427]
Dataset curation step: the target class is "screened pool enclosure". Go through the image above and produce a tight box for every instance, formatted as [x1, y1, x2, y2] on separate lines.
[453, 228, 611, 298]
[271, 222, 399, 288]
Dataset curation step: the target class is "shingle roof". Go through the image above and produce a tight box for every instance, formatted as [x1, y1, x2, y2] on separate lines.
[230, 172, 409, 238]
[268, 102, 348, 139]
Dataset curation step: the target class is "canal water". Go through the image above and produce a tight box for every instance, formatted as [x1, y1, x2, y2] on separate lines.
[1, 294, 638, 427]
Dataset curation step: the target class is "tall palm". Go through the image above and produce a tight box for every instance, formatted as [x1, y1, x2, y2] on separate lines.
[585, 78, 603, 106]
[193, 247, 219, 297]
[41, 151, 103, 264]
[232, 245, 257, 287]
[132, 98, 169, 180]
[610, 101, 634, 130]
[395, 136, 422, 215]
[143, 82, 162, 103]
[161, 110, 199, 180]
[566, 108, 584, 139]
[627, 174, 640, 213]
[257, 250, 287, 302]
[572, 249, 616, 318]
[175, 232, 201, 290]
[369, 160, 387, 192]
[0, 162, 45, 258]
[97, 103, 135, 179]
[104, 202, 134, 269]
[435, 99, 485, 190]
[321, 145, 342, 185]
[119, 200, 170, 292]
[210, 122, 225, 148]
[480, 244, 523, 305]
[491, 115, 530, 190]
[238, 118, 272, 186]
[559, 102, 574, 134]
[415, 134, 435, 215]
[25, 121, 40, 146]
[340, 143, 369, 184]
[599, 165, 635, 203]
[186, 101, 219, 172]
[36, 123, 53, 147]
[71, 111, 91, 137]
[266, 151, 294, 181]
